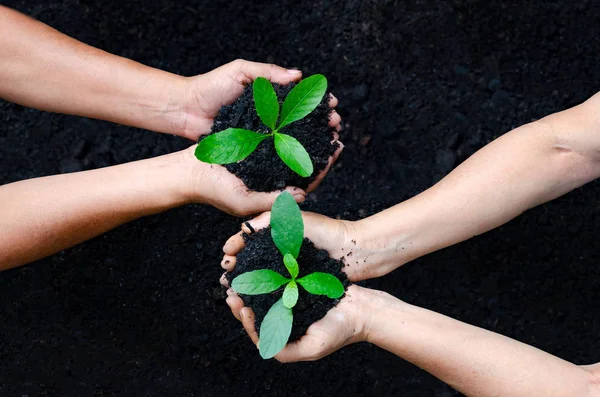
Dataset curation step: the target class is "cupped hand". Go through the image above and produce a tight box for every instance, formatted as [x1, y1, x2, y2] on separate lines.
[179, 59, 343, 194]
[176, 145, 307, 217]
[220, 210, 382, 282]
[178, 59, 342, 142]
[225, 285, 383, 362]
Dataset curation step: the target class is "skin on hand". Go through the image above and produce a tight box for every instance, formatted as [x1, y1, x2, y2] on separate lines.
[226, 284, 372, 363]
[177, 76, 343, 214]
[219, 212, 382, 362]
[178, 60, 344, 211]
[177, 59, 342, 141]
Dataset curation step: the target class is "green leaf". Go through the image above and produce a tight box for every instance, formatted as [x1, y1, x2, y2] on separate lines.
[253, 77, 280, 130]
[259, 298, 293, 359]
[231, 270, 290, 295]
[297, 272, 345, 299]
[271, 191, 304, 259]
[274, 133, 313, 177]
[282, 281, 299, 309]
[195, 128, 268, 164]
[283, 253, 299, 279]
[278, 74, 327, 130]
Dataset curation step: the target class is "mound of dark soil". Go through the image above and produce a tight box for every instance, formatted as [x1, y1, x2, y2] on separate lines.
[225, 228, 349, 342]
[207, 82, 338, 192]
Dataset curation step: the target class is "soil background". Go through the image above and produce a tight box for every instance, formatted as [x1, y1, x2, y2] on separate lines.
[1, 1, 600, 396]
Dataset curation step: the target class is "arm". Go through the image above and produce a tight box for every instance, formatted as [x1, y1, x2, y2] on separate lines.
[222, 92, 600, 281]
[261, 286, 600, 397]
[0, 6, 315, 140]
[0, 147, 306, 271]
[352, 92, 600, 278]
[360, 286, 599, 397]
[0, 5, 187, 136]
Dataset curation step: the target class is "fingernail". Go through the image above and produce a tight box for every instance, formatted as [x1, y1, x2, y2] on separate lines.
[294, 194, 306, 203]
[287, 69, 302, 74]
[244, 221, 255, 234]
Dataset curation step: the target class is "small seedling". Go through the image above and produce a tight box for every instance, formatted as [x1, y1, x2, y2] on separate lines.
[195, 75, 328, 177]
[230, 191, 345, 359]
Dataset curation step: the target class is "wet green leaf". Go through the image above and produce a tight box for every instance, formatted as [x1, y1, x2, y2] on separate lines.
[253, 77, 279, 130]
[195, 128, 268, 164]
[274, 133, 313, 177]
[231, 269, 289, 295]
[283, 253, 299, 279]
[297, 272, 345, 299]
[278, 74, 327, 130]
[259, 298, 293, 359]
[282, 281, 299, 309]
[271, 191, 304, 259]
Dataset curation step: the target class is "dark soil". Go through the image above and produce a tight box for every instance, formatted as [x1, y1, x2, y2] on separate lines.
[1, 1, 600, 397]
[225, 228, 349, 342]
[208, 82, 337, 192]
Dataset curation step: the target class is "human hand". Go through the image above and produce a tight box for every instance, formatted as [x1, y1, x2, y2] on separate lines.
[178, 59, 343, 193]
[224, 284, 385, 362]
[177, 59, 342, 142]
[175, 145, 308, 216]
[220, 209, 401, 282]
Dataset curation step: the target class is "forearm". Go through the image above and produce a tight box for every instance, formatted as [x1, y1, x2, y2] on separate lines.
[0, 6, 187, 135]
[355, 95, 600, 276]
[362, 289, 595, 397]
[0, 152, 191, 270]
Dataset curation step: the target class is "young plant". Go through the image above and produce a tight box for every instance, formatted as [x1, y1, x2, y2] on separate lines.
[230, 191, 345, 359]
[195, 75, 328, 177]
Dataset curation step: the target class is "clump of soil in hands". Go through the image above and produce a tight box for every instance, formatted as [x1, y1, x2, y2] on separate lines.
[207, 82, 338, 192]
[226, 228, 349, 341]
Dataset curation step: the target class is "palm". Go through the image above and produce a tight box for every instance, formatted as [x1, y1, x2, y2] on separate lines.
[181, 60, 303, 141]
[275, 299, 358, 362]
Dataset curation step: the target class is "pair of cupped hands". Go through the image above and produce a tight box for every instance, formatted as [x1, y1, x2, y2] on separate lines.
[188, 60, 391, 363]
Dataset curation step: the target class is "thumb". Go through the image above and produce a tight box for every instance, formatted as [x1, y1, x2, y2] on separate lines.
[246, 186, 306, 213]
[231, 59, 303, 85]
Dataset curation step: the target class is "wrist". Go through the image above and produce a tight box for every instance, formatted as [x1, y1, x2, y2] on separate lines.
[357, 287, 408, 346]
[174, 145, 212, 206]
[143, 151, 195, 209]
[348, 214, 416, 280]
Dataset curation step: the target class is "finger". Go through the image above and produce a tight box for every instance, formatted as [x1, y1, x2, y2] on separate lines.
[241, 212, 272, 235]
[306, 140, 344, 193]
[275, 339, 318, 363]
[223, 231, 245, 256]
[232, 59, 303, 85]
[221, 255, 236, 271]
[220, 272, 230, 287]
[328, 111, 342, 127]
[328, 94, 339, 108]
[332, 130, 339, 141]
[336, 124, 342, 132]
[226, 295, 245, 321]
[244, 186, 306, 215]
[240, 307, 259, 346]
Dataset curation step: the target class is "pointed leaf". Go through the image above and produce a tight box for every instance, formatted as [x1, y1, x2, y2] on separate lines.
[278, 74, 327, 130]
[283, 253, 299, 279]
[231, 270, 290, 295]
[271, 191, 304, 258]
[282, 281, 299, 309]
[259, 298, 293, 359]
[253, 77, 280, 130]
[297, 272, 345, 299]
[195, 128, 268, 164]
[274, 133, 313, 177]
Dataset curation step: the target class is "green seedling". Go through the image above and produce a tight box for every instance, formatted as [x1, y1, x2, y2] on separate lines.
[230, 191, 345, 359]
[195, 74, 328, 177]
